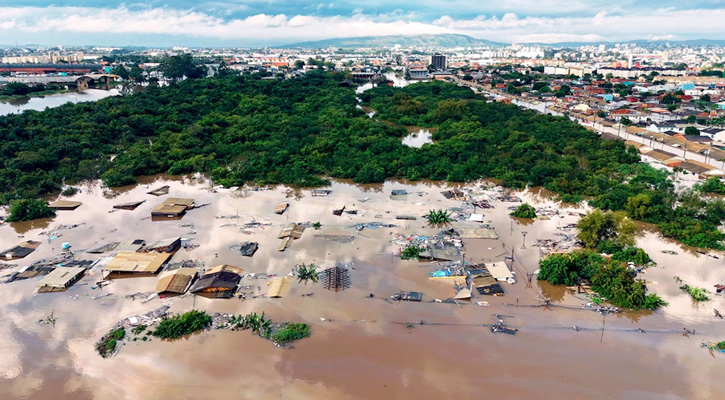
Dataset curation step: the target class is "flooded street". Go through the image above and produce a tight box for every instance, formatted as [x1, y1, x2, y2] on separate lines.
[0, 89, 119, 116]
[1, 177, 724, 399]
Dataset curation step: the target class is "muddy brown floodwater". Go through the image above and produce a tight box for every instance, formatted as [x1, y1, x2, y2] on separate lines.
[1, 176, 724, 400]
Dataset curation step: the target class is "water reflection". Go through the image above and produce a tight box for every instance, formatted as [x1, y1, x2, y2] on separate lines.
[402, 129, 433, 148]
[1, 176, 724, 399]
[0, 89, 120, 116]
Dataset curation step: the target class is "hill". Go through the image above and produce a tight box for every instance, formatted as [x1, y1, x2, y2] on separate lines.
[282, 34, 505, 49]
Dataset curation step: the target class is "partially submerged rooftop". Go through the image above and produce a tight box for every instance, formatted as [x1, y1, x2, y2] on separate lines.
[156, 267, 198, 296]
[102, 252, 172, 274]
[113, 200, 145, 210]
[48, 200, 82, 210]
[37, 266, 86, 292]
[189, 264, 243, 298]
[2, 240, 41, 260]
[151, 198, 195, 218]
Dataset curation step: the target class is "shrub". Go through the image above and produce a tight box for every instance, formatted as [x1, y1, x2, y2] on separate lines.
[61, 186, 79, 196]
[6, 199, 55, 222]
[401, 246, 423, 260]
[561, 194, 584, 204]
[272, 323, 311, 344]
[679, 284, 710, 302]
[591, 263, 667, 310]
[510, 203, 537, 218]
[131, 324, 147, 335]
[96, 328, 126, 357]
[152, 310, 212, 339]
[610, 247, 653, 265]
[538, 250, 605, 286]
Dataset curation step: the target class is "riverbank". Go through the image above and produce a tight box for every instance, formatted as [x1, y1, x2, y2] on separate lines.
[1, 176, 723, 399]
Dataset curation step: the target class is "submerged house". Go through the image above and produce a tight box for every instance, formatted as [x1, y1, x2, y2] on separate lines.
[189, 265, 243, 298]
[113, 200, 145, 210]
[37, 266, 86, 292]
[48, 200, 82, 210]
[155, 267, 198, 297]
[102, 252, 172, 275]
[151, 198, 195, 218]
[278, 223, 305, 251]
[2, 240, 41, 260]
[143, 237, 181, 253]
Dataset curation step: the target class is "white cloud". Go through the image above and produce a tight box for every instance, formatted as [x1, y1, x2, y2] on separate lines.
[0, 5, 722, 45]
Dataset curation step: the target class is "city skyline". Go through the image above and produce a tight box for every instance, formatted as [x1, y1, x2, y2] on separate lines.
[1, 1, 725, 47]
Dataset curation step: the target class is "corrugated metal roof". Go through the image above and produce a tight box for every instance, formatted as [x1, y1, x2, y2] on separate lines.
[48, 200, 82, 210]
[487, 262, 514, 281]
[267, 277, 291, 298]
[102, 252, 171, 273]
[37, 266, 86, 288]
[156, 267, 197, 294]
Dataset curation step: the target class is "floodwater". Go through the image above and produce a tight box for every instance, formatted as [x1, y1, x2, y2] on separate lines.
[401, 129, 433, 148]
[0, 89, 120, 116]
[1, 177, 724, 400]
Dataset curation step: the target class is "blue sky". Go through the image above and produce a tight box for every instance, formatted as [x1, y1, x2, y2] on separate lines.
[1, 1, 725, 46]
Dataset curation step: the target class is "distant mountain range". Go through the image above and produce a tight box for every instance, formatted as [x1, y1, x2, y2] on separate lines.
[281, 34, 506, 49]
[281, 34, 725, 49]
[528, 39, 725, 48]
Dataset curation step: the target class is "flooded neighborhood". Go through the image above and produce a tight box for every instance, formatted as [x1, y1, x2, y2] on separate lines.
[1, 174, 724, 399]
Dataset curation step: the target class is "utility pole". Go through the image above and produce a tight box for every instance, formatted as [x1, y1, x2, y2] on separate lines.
[521, 231, 528, 249]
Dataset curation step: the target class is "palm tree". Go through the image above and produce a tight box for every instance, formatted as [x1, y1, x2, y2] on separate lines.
[296, 263, 320, 284]
[259, 313, 272, 339]
[425, 209, 452, 227]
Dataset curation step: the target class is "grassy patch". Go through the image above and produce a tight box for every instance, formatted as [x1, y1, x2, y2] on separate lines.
[96, 328, 126, 357]
[272, 323, 311, 345]
[151, 310, 212, 339]
[680, 284, 710, 302]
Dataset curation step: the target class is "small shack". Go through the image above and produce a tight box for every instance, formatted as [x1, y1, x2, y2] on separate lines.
[441, 189, 468, 201]
[275, 202, 289, 215]
[267, 277, 291, 298]
[486, 261, 514, 282]
[391, 291, 423, 302]
[278, 223, 305, 251]
[37, 266, 86, 292]
[113, 200, 145, 210]
[2, 240, 41, 260]
[311, 189, 332, 197]
[151, 197, 195, 218]
[332, 204, 346, 216]
[156, 267, 198, 297]
[468, 264, 505, 296]
[238, 242, 258, 257]
[143, 237, 181, 253]
[390, 190, 408, 201]
[189, 265, 243, 298]
[102, 252, 172, 275]
[147, 185, 170, 196]
[48, 200, 82, 210]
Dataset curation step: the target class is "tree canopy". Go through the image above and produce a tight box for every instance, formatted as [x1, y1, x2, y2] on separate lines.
[577, 210, 636, 249]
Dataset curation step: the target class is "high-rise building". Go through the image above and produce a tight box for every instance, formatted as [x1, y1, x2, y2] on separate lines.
[431, 54, 446, 71]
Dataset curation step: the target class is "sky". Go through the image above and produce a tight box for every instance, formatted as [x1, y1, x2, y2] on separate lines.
[1, 1, 725, 47]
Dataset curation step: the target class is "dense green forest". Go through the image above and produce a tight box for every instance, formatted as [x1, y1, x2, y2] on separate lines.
[1, 72, 724, 248]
